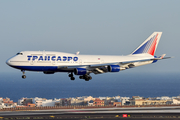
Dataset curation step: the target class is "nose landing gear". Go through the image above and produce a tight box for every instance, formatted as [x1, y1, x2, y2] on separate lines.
[21, 70, 26, 79]
[68, 73, 75, 80]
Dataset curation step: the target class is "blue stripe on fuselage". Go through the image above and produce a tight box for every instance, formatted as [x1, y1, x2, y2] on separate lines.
[9, 65, 73, 72]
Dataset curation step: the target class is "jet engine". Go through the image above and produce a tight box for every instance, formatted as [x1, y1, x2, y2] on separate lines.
[74, 68, 87, 75]
[107, 65, 120, 72]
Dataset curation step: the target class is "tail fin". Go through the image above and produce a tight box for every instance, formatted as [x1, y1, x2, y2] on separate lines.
[131, 32, 162, 56]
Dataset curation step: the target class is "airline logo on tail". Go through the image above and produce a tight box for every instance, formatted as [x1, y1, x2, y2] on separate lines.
[132, 32, 162, 56]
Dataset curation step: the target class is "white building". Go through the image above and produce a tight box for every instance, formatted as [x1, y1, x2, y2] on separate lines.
[71, 98, 84, 105]
[75, 96, 95, 102]
[0, 98, 3, 103]
[18, 98, 24, 105]
[160, 96, 172, 100]
[42, 99, 56, 106]
[87, 100, 94, 106]
[84, 96, 95, 101]
[176, 96, 180, 98]
[115, 96, 121, 102]
[99, 97, 107, 100]
[121, 97, 130, 105]
[0, 102, 17, 109]
[33, 97, 61, 107]
[33, 97, 47, 107]
[18, 97, 33, 105]
[173, 98, 180, 105]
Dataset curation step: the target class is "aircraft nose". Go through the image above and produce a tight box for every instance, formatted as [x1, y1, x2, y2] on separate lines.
[6, 59, 11, 66]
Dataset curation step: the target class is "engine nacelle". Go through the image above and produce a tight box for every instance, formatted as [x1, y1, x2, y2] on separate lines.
[108, 65, 120, 72]
[43, 71, 55, 74]
[74, 68, 87, 75]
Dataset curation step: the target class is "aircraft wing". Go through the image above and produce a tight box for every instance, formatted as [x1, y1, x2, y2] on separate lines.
[57, 54, 171, 75]
[86, 54, 172, 74]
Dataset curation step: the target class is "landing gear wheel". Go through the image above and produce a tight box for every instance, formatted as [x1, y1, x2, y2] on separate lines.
[71, 77, 75, 80]
[22, 75, 26, 79]
[79, 76, 84, 79]
[85, 79, 89, 81]
[21, 70, 26, 79]
[69, 74, 73, 77]
[80, 75, 92, 81]
[84, 75, 90, 81]
[69, 72, 75, 80]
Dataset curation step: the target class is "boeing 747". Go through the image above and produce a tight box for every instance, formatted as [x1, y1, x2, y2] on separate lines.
[6, 32, 170, 81]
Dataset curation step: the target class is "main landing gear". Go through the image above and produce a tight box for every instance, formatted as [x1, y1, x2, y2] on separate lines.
[79, 75, 92, 81]
[21, 70, 26, 79]
[68, 73, 75, 80]
[68, 73, 92, 81]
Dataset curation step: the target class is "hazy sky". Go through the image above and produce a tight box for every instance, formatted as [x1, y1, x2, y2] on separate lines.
[0, 0, 179, 73]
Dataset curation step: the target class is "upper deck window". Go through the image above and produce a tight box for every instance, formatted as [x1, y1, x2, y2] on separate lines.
[16, 53, 23, 55]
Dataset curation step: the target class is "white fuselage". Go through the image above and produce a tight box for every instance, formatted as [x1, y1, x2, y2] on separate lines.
[6, 51, 154, 71]
[5, 32, 167, 80]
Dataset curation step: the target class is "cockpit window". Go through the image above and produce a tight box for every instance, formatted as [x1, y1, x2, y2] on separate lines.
[16, 53, 23, 55]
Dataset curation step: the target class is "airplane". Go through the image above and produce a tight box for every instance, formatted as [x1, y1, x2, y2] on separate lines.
[6, 32, 170, 81]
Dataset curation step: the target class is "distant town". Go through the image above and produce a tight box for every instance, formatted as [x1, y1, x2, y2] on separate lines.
[1, 95, 180, 109]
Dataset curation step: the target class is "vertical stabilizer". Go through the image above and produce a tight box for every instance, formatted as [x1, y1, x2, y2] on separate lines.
[131, 32, 162, 56]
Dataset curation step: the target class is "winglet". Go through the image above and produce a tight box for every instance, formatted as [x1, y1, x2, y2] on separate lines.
[131, 32, 162, 56]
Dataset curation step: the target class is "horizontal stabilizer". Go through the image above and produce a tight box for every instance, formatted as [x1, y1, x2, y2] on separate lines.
[151, 54, 172, 60]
